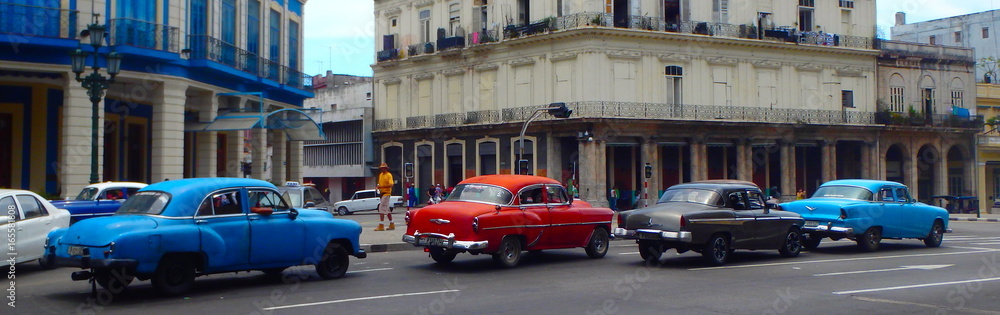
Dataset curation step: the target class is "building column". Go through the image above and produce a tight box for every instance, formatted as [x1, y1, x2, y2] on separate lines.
[251, 128, 268, 181]
[287, 140, 304, 182]
[546, 132, 562, 181]
[195, 92, 218, 178]
[226, 130, 246, 177]
[59, 80, 104, 198]
[641, 138, 659, 207]
[151, 81, 185, 182]
[906, 147, 919, 198]
[737, 140, 752, 182]
[689, 139, 706, 181]
[934, 148, 949, 197]
[579, 138, 607, 207]
[822, 141, 836, 183]
[780, 142, 795, 201]
[270, 130, 287, 184]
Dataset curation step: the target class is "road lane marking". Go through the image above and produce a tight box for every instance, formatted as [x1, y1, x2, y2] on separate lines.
[688, 249, 998, 271]
[346, 268, 394, 273]
[262, 289, 461, 311]
[950, 246, 999, 251]
[833, 277, 1000, 295]
[850, 296, 1000, 314]
[970, 242, 1000, 245]
[814, 265, 952, 277]
[619, 252, 639, 255]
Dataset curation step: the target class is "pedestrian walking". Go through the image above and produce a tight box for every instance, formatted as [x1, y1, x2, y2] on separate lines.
[375, 162, 395, 231]
[608, 185, 620, 211]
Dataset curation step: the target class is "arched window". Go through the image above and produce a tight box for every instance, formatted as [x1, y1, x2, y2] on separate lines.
[888, 73, 904, 112]
[951, 77, 965, 108]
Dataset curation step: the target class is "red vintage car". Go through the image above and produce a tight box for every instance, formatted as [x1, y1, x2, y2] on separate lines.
[403, 175, 614, 268]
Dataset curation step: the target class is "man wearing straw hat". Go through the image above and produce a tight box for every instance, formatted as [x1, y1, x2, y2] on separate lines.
[375, 162, 396, 231]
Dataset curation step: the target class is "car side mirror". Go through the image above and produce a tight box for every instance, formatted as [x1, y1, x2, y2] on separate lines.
[305, 201, 316, 208]
[289, 208, 299, 220]
[251, 207, 274, 216]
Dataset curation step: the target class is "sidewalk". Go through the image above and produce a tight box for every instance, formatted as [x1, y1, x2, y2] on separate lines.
[950, 213, 1000, 222]
[340, 209, 419, 253]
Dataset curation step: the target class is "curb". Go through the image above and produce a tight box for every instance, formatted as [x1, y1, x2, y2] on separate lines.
[360, 242, 421, 253]
[950, 218, 1000, 222]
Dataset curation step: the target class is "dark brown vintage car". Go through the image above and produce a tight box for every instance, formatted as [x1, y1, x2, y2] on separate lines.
[614, 181, 805, 266]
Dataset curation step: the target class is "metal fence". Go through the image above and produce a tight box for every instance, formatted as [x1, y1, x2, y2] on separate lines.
[187, 34, 304, 88]
[0, 2, 77, 39]
[110, 18, 180, 52]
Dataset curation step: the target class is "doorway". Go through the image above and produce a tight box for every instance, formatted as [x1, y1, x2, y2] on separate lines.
[613, 0, 630, 28]
[126, 123, 147, 182]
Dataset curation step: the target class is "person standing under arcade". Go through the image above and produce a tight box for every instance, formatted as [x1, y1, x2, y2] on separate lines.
[375, 162, 396, 231]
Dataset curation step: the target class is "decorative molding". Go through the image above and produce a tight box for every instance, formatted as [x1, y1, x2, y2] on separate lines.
[706, 56, 739, 65]
[413, 73, 434, 81]
[475, 63, 499, 71]
[442, 68, 464, 76]
[795, 63, 823, 71]
[751, 59, 783, 69]
[607, 50, 642, 60]
[836, 66, 865, 76]
[414, 0, 433, 8]
[509, 57, 535, 67]
[657, 53, 691, 62]
[381, 77, 402, 85]
[382, 8, 401, 16]
[550, 51, 579, 61]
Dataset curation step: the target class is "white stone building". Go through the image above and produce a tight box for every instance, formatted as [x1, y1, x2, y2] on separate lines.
[892, 10, 1000, 82]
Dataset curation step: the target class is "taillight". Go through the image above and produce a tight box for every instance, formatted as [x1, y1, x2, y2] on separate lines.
[405, 211, 412, 224]
[839, 209, 848, 220]
[617, 213, 625, 228]
[680, 215, 687, 228]
[472, 217, 479, 232]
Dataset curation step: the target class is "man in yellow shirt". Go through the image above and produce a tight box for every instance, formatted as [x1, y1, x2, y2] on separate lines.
[375, 162, 395, 231]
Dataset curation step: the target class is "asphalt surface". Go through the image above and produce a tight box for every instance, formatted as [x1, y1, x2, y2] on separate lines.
[10, 221, 1000, 314]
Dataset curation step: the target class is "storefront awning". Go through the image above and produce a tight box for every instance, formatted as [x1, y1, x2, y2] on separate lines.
[186, 109, 325, 141]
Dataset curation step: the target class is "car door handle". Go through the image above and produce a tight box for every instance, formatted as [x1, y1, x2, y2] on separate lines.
[195, 219, 208, 224]
[249, 217, 259, 221]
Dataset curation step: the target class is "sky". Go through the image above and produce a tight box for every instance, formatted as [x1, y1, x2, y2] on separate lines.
[302, 0, 1000, 78]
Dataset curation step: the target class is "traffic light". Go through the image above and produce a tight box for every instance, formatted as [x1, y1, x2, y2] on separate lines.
[547, 102, 573, 119]
[404, 162, 414, 179]
[644, 163, 652, 179]
[518, 159, 530, 175]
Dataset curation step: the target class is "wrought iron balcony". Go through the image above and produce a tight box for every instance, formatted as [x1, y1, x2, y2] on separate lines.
[109, 18, 180, 52]
[377, 48, 399, 62]
[373, 102, 984, 132]
[0, 2, 77, 39]
[188, 34, 303, 88]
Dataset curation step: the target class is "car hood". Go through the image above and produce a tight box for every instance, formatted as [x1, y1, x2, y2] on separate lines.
[622, 202, 718, 231]
[407, 202, 495, 237]
[780, 198, 866, 220]
[57, 215, 159, 247]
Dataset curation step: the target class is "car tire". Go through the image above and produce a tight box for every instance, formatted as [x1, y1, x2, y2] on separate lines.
[923, 221, 945, 248]
[802, 235, 822, 251]
[316, 243, 350, 279]
[429, 247, 458, 264]
[337, 207, 350, 216]
[638, 240, 662, 265]
[779, 228, 802, 258]
[856, 227, 882, 252]
[492, 236, 522, 268]
[152, 256, 196, 296]
[585, 228, 610, 259]
[702, 234, 731, 266]
[94, 267, 134, 293]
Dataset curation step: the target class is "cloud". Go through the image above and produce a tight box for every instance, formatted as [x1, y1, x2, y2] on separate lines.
[303, 0, 375, 39]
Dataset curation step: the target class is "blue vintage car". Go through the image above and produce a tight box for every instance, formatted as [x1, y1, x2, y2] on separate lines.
[45, 178, 366, 296]
[780, 179, 950, 252]
[49, 182, 147, 223]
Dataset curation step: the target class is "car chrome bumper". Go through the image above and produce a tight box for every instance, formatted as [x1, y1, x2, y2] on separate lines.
[802, 224, 854, 236]
[46, 253, 138, 270]
[613, 228, 693, 243]
[403, 232, 489, 250]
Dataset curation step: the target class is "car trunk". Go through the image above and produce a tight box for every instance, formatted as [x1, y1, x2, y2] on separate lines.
[57, 215, 159, 247]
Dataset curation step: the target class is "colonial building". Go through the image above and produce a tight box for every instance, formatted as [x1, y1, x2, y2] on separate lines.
[370, 0, 979, 208]
[303, 73, 375, 202]
[978, 83, 1000, 212]
[892, 10, 1000, 81]
[0, 0, 315, 198]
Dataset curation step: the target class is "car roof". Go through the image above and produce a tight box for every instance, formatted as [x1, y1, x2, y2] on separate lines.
[668, 181, 760, 192]
[0, 189, 42, 197]
[820, 179, 905, 192]
[141, 178, 276, 217]
[458, 175, 560, 193]
[84, 182, 148, 190]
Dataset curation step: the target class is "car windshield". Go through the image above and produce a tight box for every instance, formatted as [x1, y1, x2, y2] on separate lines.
[282, 190, 303, 207]
[116, 191, 171, 215]
[657, 188, 722, 206]
[811, 186, 874, 201]
[76, 187, 98, 200]
[446, 184, 513, 205]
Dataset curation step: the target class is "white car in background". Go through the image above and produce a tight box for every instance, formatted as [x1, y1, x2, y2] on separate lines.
[333, 189, 403, 216]
[1, 189, 71, 268]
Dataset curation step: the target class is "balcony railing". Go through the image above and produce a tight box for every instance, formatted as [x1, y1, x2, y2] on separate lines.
[373, 102, 985, 132]
[0, 2, 77, 39]
[468, 30, 498, 46]
[874, 111, 984, 128]
[187, 35, 303, 89]
[109, 18, 180, 52]
[377, 48, 399, 61]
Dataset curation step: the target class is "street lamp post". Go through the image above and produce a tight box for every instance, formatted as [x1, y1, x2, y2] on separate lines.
[70, 22, 122, 184]
[517, 102, 572, 175]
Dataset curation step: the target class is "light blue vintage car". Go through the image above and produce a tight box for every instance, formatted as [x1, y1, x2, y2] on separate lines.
[45, 178, 366, 296]
[780, 179, 950, 252]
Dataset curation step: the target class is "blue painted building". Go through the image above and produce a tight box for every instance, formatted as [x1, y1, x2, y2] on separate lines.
[0, 0, 316, 197]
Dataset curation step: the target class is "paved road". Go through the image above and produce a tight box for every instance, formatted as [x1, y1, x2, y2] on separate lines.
[11, 221, 1000, 314]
